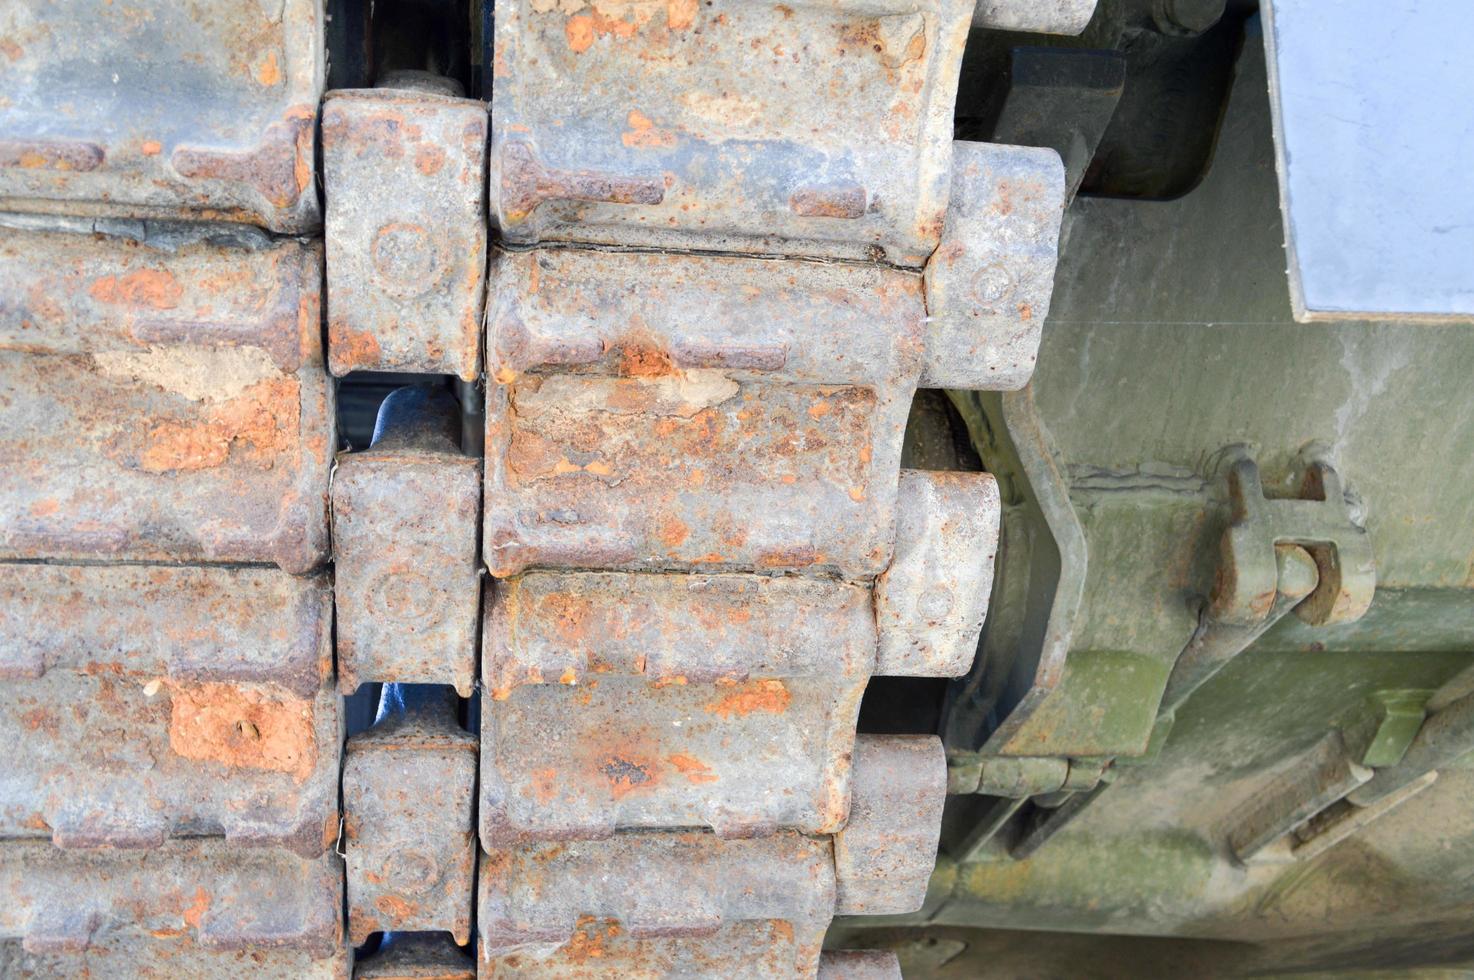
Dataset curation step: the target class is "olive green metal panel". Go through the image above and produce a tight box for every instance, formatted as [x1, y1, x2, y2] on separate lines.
[914, 20, 1474, 950]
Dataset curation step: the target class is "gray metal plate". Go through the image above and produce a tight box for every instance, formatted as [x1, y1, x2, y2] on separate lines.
[1262, 0, 1474, 321]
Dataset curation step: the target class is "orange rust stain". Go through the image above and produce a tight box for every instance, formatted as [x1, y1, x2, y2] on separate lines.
[373, 894, 421, 922]
[181, 887, 210, 930]
[564, 916, 614, 963]
[531, 768, 560, 805]
[19, 707, 55, 733]
[542, 592, 592, 644]
[591, 8, 640, 40]
[657, 514, 690, 549]
[559, 668, 578, 685]
[619, 339, 675, 377]
[88, 268, 182, 309]
[600, 756, 657, 798]
[666, 0, 698, 30]
[935, 241, 967, 268]
[323, 811, 340, 852]
[622, 109, 676, 149]
[414, 144, 446, 176]
[808, 399, 832, 418]
[668, 753, 719, 784]
[1017, 302, 1033, 321]
[255, 50, 283, 87]
[716, 515, 749, 550]
[0, 39, 21, 61]
[653, 675, 687, 688]
[566, 14, 595, 52]
[141, 140, 162, 156]
[773, 919, 795, 942]
[141, 423, 231, 472]
[903, 29, 927, 65]
[848, 486, 866, 502]
[166, 682, 317, 783]
[138, 378, 299, 473]
[705, 679, 791, 719]
[333, 326, 382, 370]
[293, 114, 313, 195]
[28, 499, 59, 517]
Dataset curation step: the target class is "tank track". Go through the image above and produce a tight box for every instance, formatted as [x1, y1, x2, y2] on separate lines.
[0, 0, 1068, 975]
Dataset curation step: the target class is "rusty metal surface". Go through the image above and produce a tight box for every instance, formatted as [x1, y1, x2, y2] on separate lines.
[323, 88, 487, 379]
[484, 246, 924, 578]
[818, 949, 904, 979]
[0, 565, 339, 854]
[0, 0, 1064, 971]
[3, 673, 336, 853]
[875, 470, 1000, 677]
[0, 562, 330, 697]
[1160, 544, 1320, 716]
[483, 920, 826, 977]
[489, 0, 973, 263]
[0, 839, 343, 958]
[478, 736, 946, 966]
[354, 932, 475, 979]
[333, 387, 481, 696]
[921, 142, 1065, 391]
[0, 222, 332, 573]
[478, 831, 835, 959]
[482, 570, 873, 842]
[1210, 450, 1376, 627]
[0, 0, 323, 233]
[833, 735, 947, 916]
[0, 941, 351, 979]
[343, 689, 477, 945]
[472, 196, 1026, 967]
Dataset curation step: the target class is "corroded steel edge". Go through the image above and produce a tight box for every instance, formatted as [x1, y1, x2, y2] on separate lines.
[0, 0, 325, 233]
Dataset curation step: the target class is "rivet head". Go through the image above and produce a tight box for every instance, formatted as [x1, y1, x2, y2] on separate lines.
[917, 585, 954, 621]
[971, 265, 1014, 308]
[370, 221, 442, 298]
[390, 850, 441, 893]
[372, 570, 443, 625]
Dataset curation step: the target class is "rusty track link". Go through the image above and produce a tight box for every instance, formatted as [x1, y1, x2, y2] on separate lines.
[0, 0, 1069, 975]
